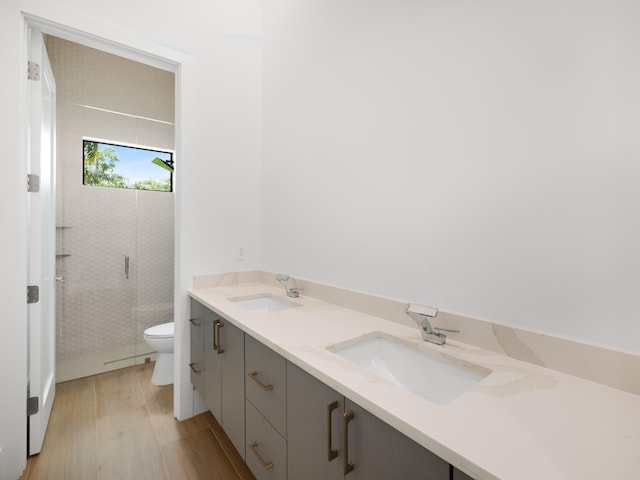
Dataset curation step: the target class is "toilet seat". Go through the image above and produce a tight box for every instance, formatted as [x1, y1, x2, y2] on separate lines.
[144, 322, 174, 339]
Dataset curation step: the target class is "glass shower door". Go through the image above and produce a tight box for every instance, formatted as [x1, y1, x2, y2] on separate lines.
[56, 185, 174, 382]
[56, 186, 138, 381]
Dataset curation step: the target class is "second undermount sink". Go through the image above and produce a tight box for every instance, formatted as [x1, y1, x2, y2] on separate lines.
[330, 334, 490, 405]
[229, 294, 301, 313]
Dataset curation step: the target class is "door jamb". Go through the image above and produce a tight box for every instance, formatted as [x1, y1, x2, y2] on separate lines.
[22, 11, 186, 425]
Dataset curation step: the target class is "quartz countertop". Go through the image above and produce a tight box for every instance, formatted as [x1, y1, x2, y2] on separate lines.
[189, 282, 640, 480]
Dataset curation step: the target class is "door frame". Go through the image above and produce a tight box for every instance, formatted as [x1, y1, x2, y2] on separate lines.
[21, 8, 187, 462]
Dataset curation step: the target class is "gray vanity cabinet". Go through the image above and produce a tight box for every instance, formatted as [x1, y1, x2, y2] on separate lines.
[286, 361, 449, 480]
[190, 297, 470, 479]
[189, 298, 206, 397]
[203, 308, 246, 459]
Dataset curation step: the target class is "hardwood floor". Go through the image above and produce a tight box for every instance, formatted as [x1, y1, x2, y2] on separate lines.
[21, 363, 255, 480]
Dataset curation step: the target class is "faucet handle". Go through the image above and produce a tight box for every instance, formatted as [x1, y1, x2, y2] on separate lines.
[433, 327, 460, 334]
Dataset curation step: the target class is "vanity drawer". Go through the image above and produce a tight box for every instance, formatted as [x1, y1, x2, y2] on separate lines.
[245, 335, 287, 437]
[245, 400, 286, 480]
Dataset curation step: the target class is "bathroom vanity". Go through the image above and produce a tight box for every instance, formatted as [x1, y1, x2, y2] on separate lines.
[190, 296, 455, 480]
[189, 280, 640, 480]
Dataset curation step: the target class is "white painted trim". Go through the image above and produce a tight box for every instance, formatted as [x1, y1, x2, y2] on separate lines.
[21, 10, 184, 71]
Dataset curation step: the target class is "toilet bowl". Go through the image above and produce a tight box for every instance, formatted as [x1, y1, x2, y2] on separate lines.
[143, 321, 174, 386]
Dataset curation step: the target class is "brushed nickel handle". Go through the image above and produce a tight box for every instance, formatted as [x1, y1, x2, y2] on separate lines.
[189, 362, 201, 374]
[343, 410, 355, 475]
[124, 255, 130, 279]
[189, 318, 201, 326]
[248, 371, 273, 391]
[327, 401, 339, 461]
[213, 319, 225, 354]
[249, 442, 274, 470]
[434, 327, 460, 333]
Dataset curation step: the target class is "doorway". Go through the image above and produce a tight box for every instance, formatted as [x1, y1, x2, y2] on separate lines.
[19, 15, 182, 474]
[44, 35, 176, 382]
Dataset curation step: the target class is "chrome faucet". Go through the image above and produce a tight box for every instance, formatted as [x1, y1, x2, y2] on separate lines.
[405, 303, 458, 345]
[275, 273, 300, 298]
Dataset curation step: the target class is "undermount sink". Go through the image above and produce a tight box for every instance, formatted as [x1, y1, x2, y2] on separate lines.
[330, 334, 490, 405]
[229, 294, 300, 313]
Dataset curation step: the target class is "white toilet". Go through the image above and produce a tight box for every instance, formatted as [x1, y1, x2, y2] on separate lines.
[143, 321, 174, 386]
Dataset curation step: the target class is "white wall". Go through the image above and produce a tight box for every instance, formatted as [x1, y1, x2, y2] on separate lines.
[0, 1, 261, 478]
[262, 0, 640, 353]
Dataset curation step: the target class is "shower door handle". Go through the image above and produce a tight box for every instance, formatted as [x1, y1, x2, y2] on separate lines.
[124, 255, 130, 279]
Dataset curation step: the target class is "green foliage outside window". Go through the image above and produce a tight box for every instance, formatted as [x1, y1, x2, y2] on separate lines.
[83, 140, 173, 192]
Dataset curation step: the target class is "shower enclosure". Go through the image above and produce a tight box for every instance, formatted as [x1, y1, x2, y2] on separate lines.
[56, 187, 174, 382]
[46, 34, 176, 382]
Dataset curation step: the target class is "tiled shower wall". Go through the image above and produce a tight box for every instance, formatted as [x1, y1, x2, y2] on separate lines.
[45, 36, 175, 382]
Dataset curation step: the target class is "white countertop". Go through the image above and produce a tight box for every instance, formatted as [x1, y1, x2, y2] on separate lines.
[189, 282, 640, 480]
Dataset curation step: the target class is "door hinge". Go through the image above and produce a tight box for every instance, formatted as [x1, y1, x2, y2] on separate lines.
[27, 285, 39, 304]
[28, 61, 40, 81]
[27, 174, 40, 192]
[27, 396, 39, 416]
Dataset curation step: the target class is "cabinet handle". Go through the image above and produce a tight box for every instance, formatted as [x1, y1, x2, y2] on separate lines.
[124, 255, 130, 279]
[327, 401, 339, 461]
[249, 442, 274, 470]
[189, 362, 201, 374]
[248, 371, 273, 391]
[213, 319, 225, 354]
[343, 410, 355, 475]
[189, 318, 201, 326]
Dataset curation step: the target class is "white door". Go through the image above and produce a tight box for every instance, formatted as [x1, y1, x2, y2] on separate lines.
[27, 29, 57, 456]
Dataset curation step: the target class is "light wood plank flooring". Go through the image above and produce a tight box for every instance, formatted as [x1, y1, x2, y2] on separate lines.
[21, 363, 255, 480]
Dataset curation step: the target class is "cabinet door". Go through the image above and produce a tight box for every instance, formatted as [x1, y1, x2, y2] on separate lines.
[287, 362, 344, 480]
[189, 299, 206, 396]
[220, 320, 245, 459]
[246, 400, 287, 480]
[204, 309, 222, 420]
[344, 399, 449, 480]
[453, 467, 475, 480]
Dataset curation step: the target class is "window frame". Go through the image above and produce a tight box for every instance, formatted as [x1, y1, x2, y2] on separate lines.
[82, 138, 174, 193]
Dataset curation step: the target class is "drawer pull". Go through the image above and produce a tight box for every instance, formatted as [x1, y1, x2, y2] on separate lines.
[327, 401, 339, 461]
[188, 362, 201, 374]
[249, 442, 274, 470]
[343, 410, 355, 475]
[248, 371, 274, 391]
[213, 319, 225, 354]
[189, 318, 201, 326]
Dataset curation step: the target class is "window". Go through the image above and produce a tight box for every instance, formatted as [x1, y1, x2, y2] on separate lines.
[83, 140, 173, 192]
